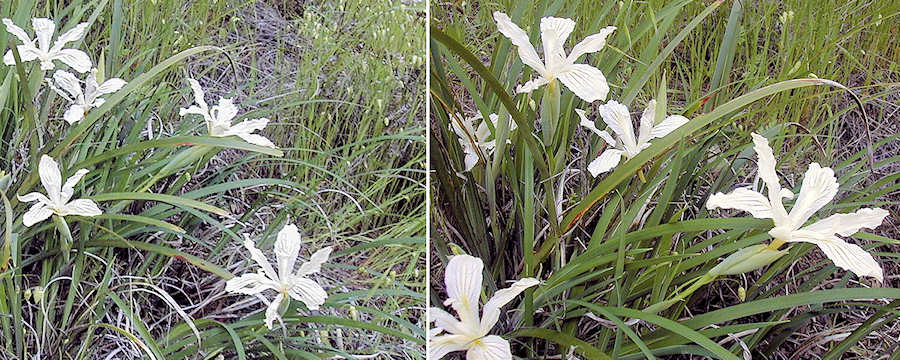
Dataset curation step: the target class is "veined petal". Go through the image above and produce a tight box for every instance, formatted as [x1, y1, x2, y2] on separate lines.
[450, 113, 477, 140]
[4, 46, 41, 65]
[31, 18, 55, 51]
[493, 12, 546, 76]
[463, 152, 479, 172]
[597, 100, 635, 148]
[178, 105, 209, 120]
[22, 203, 52, 227]
[60, 168, 89, 202]
[52, 70, 83, 99]
[264, 293, 284, 330]
[234, 132, 277, 148]
[427, 334, 470, 360]
[539, 17, 575, 70]
[596, 130, 617, 147]
[788, 162, 838, 227]
[59, 199, 102, 217]
[63, 105, 88, 125]
[51, 22, 89, 51]
[213, 97, 239, 126]
[274, 223, 302, 278]
[225, 272, 278, 295]
[17, 192, 51, 205]
[479, 278, 539, 335]
[467, 335, 512, 360]
[286, 276, 328, 310]
[650, 115, 689, 139]
[429, 306, 467, 336]
[242, 236, 278, 281]
[706, 187, 774, 219]
[587, 149, 623, 177]
[2, 19, 34, 46]
[226, 118, 269, 134]
[575, 108, 604, 137]
[296, 246, 332, 277]
[444, 255, 484, 329]
[474, 116, 493, 142]
[95, 78, 127, 95]
[186, 78, 207, 110]
[557, 64, 609, 103]
[637, 101, 655, 145]
[804, 208, 889, 237]
[750, 133, 783, 200]
[38, 155, 63, 204]
[790, 230, 883, 282]
[515, 77, 550, 94]
[51, 49, 92, 73]
[567, 26, 616, 62]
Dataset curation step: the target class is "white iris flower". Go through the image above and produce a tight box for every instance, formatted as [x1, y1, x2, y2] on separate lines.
[179, 78, 276, 148]
[225, 223, 332, 329]
[493, 11, 615, 103]
[2, 18, 91, 73]
[46, 69, 127, 124]
[577, 100, 688, 176]
[450, 113, 517, 172]
[707, 133, 888, 281]
[429, 255, 539, 360]
[17, 155, 101, 227]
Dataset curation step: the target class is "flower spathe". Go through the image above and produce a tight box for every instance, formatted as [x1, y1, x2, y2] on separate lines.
[47, 69, 127, 124]
[179, 78, 276, 148]
[450, 113, 517, 171]
[707, 133, 888, 281]
[493, 11, 615, 103]
[429, 255, 539, 360]
[225, 223, 332, 329]
[577, 100, 689, 176]
[17, 155, 101, 227]
[2, 18, 91, 73]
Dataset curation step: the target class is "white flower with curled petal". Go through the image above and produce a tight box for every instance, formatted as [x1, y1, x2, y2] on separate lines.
[707, 132, 889, 282]
[225, 223, 332, 330]
[493, 11, 615, 103]
[429, 255, 539, 360]
[179, 78, 276, 148]
[46, 69, 127, 124]
[2, 18, 91, 72]
[450, 113, 517, 172]
[576, 100, 689, 177]
[17, 155, 101, 227]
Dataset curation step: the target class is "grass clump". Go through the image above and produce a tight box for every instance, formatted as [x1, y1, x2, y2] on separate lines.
[0, 0, 425, 358]
[429, 0, 899, 358]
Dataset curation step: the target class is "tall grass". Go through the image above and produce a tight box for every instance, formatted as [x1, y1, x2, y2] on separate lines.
[0, 0, 425, 358]
[430, 0, 899, 358]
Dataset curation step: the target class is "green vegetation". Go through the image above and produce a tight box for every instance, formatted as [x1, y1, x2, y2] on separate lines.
[0, 0, 425, 358]
[430, 0, 899, 358]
